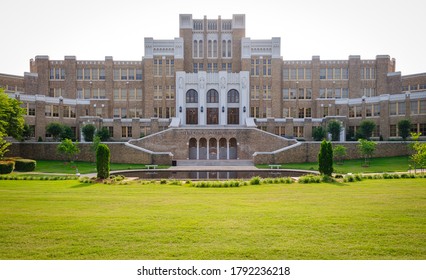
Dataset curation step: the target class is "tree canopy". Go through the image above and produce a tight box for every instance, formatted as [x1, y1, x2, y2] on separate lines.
[0, 88, 25, 139]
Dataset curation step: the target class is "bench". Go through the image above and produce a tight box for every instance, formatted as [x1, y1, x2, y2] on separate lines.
[269, 164, 281, 169]
[146, 165, 158, 169]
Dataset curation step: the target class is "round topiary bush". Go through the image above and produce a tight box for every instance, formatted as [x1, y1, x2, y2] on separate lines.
[14, 159, 36, 172]
[0, 161, 15, 174]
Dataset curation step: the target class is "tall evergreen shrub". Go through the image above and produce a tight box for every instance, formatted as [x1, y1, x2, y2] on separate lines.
[96, 144, 110, 179]
[318, 140, 333, 176]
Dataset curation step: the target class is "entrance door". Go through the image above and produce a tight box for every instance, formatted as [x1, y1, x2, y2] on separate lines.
[229, 138, 237, 159]
[186, 108, 198, 125]
[227, 108, 239, 125]
[207, 108, 219, 125]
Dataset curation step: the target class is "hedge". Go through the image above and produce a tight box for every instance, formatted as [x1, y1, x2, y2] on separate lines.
[0, 161, 15, 174]
[14, 159, 36, 172]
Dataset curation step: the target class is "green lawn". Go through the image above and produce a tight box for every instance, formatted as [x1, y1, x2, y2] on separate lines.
[30, 160, 168, 174]
[258, 156, 411, 174]
[0, 178, 425, 259]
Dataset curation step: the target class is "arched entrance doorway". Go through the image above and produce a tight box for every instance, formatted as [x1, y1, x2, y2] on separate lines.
[229, 138, 237, 159]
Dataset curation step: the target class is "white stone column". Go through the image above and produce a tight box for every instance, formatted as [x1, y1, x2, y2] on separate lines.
[219, 71, 227, 125]
[207, 139, 210, 160]
[226, 139, 230, 160]
[240, 71, 250, 126]
[196, 139, 199, 160]
[198, 71, 207, 126]
[216, 140, 219, 160]
[176, 72, 185, 125]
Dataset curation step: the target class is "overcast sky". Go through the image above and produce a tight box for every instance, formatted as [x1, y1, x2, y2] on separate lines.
[1, 0, 425, 76]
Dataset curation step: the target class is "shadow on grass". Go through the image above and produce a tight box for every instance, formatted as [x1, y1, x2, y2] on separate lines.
[70, 183, 93, 188]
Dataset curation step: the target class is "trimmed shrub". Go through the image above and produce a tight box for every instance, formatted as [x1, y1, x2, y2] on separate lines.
[0, 161, 14, 174]
[96, 144, 110, 179]
[14, 159, 36, 172]
[299, 174, 322, 183]
[250, 176, 261, 185]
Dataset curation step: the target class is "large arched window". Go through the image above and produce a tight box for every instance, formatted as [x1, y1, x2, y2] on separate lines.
[193, 40, 198, 58]
[186, 89, 198, 103]
[227, 89, 239, 103]
[207, 89, 219, 103]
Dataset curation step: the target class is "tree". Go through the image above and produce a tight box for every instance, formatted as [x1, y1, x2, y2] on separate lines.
[96, 144, 110, 179]
[82, 124, 96, 142]
[0, 132, 11, 159]
[22, 124, 34, 140]
[96, 127, 110, 141]
[57, 139, 80, 162]
[359, 120, 376, 140]
[409, 133, 426, 173]
[327, 120, 342, 141]
[358, 139, 377, 167]
[312, 126, 326, 141]
[318, 140, 333, 176]
[333, 145, 347, 165]
[46, 122, 63, 141]
[59, 125, 75, 140]
[0, 89, 25, 140]
[91, 135, 101, 154]
[398, 119, 411, 141]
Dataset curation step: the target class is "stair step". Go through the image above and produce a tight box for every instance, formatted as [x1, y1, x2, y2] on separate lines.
[176, 160, 253, 166]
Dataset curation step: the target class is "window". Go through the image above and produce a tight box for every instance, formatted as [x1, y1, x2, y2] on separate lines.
[91, 68, 99, 80]
[121, 69, 128, 80]
[166, 59, 174, 76]
[207, 89, 219, 103]
[128, 69, 135, 80]
[165, 86, 174, 100]
[282, 88, 289, 100]
[290, 69, 297, 80]
[390, 102, 405, 116]
[390, 124, 397, 137]
[342, 68, 349, 79]
[154, 59, 162, 76]
[114, 88, 127, 101]
[250, 106, 260, 118]
[45, 105, 51, 117]
[28, 103, 35, 116]
[129, 88, 142, 101]
[355, 105, 362, 117]
[136, 69, 142, 80]
[263, 85, 271, 100]
[251, 59, 260, 76]
[293, 126, 304, 138]
[320, 68, 326, 79]
[186, 89, 198, 103]
[77, 69, 83, 80]
[227, 89, 239, 103]
[289, 88, 297, 99]
[298, 108, 311, 118]
[154, 86, 162, 100]
[129, 108, 143, 118]
[49, 67, 65, 80]
[113, 69, 120, 80]
[263, 59, 271, 76]
[306, 69, 312, 80]
[361, 68, 376, 80]
[121, 126, 132, 138]
[193, 40, 198, 58]
[100, 68, 105, 80]
[84, 68, 91, 80]
[283, 68, 289, 80]
[251, 86, 260, 100]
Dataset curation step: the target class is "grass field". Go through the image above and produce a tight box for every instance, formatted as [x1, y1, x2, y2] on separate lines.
[258, 156, 411, 174]
[30, 160, 167, 174]
[0, 178, 425, 260]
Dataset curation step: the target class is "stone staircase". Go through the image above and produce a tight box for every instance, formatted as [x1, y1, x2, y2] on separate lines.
[176, 160, 254, 166]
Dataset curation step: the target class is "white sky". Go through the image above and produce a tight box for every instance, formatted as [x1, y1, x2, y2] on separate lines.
[1, 0, 425, 76]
